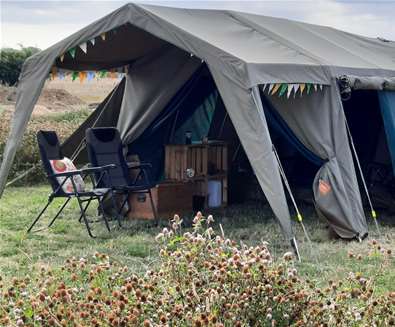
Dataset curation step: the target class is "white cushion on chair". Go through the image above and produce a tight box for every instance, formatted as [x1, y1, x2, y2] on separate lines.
[50, 157, 85, 194]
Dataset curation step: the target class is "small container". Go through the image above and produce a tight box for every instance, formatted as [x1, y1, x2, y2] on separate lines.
[185, 131, 192, 144]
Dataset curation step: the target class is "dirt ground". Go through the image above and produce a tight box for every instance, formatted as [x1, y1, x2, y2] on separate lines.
[0, 76, 119, 116]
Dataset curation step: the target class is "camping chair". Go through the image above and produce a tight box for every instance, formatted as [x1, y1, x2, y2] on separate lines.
[85, 127, 158, 224]
[27, 130, 117, 238]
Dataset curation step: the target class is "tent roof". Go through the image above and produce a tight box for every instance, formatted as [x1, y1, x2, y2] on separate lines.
[33, 2, 395, 84]
[138, 4, 395, 71]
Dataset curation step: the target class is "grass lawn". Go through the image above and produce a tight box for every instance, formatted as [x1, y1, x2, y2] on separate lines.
[0, 185, 394, 295]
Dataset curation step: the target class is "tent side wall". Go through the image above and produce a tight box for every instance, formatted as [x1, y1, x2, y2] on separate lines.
[266, 80, 367, 238]
[61, 77, 127, 164]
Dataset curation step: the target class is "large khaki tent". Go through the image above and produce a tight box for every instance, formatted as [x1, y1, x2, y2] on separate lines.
[1, 3, 395, 242]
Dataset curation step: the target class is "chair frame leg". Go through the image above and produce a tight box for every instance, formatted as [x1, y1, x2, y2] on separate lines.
[75, 196, 95, 238]
[98, 197, 111, 232]
[78, 198, 93, 223]
[27, 197, 54, 233]
[48, 197, 71, 228]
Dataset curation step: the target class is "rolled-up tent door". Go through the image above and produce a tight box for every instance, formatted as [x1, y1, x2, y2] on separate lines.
[263, 79, 368, 239]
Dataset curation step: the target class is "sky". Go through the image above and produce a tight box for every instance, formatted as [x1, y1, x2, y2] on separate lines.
[1, 0, 395, 50]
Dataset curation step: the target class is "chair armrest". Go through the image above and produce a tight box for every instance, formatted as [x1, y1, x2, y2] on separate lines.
[127, 162, 152, 169]
[49, 165, 116, 178]
[80, 164, 117, 174]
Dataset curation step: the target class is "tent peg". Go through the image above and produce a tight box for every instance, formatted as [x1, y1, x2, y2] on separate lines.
[290, 237, 301, 262]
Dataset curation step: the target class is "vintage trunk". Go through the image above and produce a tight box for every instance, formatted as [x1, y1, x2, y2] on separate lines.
[128, 182, 196, 219]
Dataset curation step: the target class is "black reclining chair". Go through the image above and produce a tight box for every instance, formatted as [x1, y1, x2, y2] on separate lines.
[85, 127, 158, 223]
[27, 130, 116, 237]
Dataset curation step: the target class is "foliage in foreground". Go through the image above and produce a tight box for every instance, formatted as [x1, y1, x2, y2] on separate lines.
[0, 213, 394, 326]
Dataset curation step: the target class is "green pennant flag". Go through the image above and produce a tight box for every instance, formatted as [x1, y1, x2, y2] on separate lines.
[306, 83, 312, 94]
[278, 83, 288, 97]
[69, 47, 76, 59]
[99, 70, 108, 78]
[71, 71, 79, 81]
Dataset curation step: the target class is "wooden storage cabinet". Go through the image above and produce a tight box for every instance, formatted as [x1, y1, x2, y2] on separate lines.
[165, 142, 228, 207]
[128, 182, 195, 219]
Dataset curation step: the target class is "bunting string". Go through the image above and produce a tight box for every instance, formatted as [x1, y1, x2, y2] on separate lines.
[47, 66, 128, 83]
[261, 82, 325, 98]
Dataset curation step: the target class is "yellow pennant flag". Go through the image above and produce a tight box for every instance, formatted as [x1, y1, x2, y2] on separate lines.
[79, 71, 87, 83]
[271, 83, 281, 95]
[50, 66, 57, 80]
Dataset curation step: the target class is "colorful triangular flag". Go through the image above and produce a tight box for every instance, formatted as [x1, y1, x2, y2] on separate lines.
[313, 84, 318, 92]
[287, 84, 293, 98]
[268, 84, 274, 94]
[319, 84, 323, 91]
[100, 33, 106, 41]
[90, 38, 95, 46]
[79, 42, 87, 54]
[60, 54, 65, 63]
[87, 71, 95, 81]
[306, 83, 312, 94]
[292, 84, 299, 97]
[69, 48, 76, 59]
[271, 83, 281, 95]
[99, 70, 107, 78]
[79, 71, 87, 83]
[262, 84, 268, 93]
[300, 83, 306, 96]
[71, 71, 79, 81]
[278, 83, 288, 97]
[58, 70, 65, 80]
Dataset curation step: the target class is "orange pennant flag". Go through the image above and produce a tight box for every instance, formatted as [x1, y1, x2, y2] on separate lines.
[79, 71, 87, 83]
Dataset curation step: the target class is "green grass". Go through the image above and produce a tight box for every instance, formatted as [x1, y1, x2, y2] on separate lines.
[0, 185, 394, 295]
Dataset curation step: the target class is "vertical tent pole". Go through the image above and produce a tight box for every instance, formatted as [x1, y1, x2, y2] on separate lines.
[343, 114, 380, 237]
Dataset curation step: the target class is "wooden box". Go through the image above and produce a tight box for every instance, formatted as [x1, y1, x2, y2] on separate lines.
[165, 142, 228, 181]
[164, 142, 228, 207]
[128, 182, 195, 220]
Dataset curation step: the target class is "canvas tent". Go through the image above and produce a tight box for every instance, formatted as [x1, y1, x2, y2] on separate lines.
[1, 3, 395, 242]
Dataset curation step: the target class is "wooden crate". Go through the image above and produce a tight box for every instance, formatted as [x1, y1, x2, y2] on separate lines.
[128, 182, 195, 219]
[164, 142, 228, 207]
[165, 142, 228, 180]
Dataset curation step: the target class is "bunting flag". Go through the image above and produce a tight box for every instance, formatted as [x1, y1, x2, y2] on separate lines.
[262, 84, 268, 93]
[87, 71, 96, 81]
[306, 83, 312, 94]
[99, 70, 108, 78]
[299, 83, 306, 96]
[271, 83, 281, 95]
[286, 84, 293, 98]
[100, 33, 106, 41]
[71, 71, 79, 81]
[50, 66, 57, 80]
[79, 71, 87, 83]
[261, 82, 324, 99]
[69, 47, 76, 59]
[109, 70, 117, 79]
[58, 70, 65, 80]
[60, 54, 65, 63]
[79, 42, 87, 54]
[90, 38, 95, 46]
[278, 83, 288, 97]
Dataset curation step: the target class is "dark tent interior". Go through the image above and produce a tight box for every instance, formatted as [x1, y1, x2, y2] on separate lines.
[343, 90, 395, 211]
